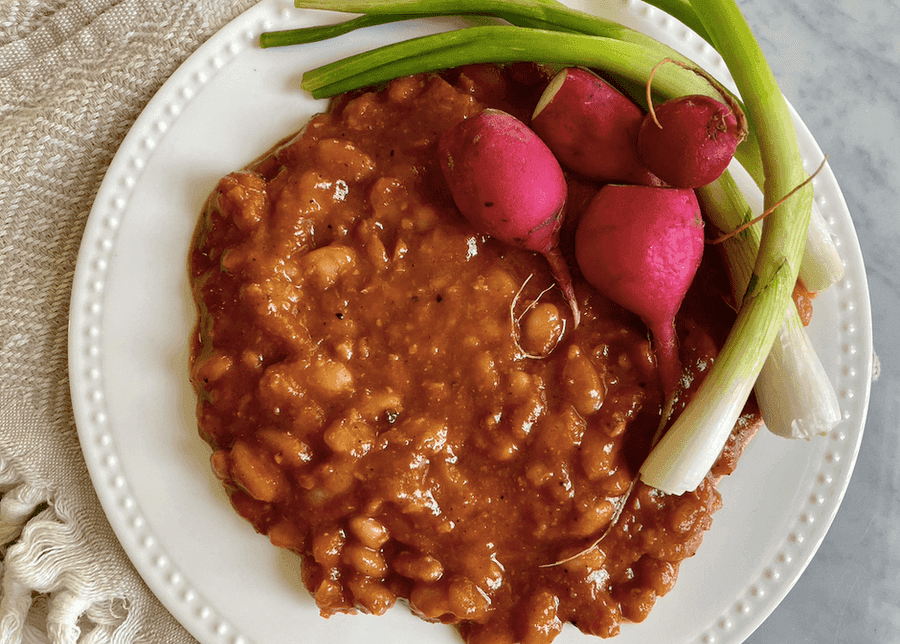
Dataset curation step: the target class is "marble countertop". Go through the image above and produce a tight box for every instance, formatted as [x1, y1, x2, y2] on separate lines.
[738, 0, 899, 642]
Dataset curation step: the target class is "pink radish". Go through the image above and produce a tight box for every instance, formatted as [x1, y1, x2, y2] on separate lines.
[531, 67, 662, 186]
[637, 94, 744, 188]
[575, 185, 704, 396]
[439, 108, 580, 327]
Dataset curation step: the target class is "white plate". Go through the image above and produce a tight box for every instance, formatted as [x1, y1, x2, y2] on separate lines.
[68, 1, 874, 643]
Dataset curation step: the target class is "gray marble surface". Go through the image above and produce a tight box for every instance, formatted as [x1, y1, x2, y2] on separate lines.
[736, 0, 900, 642]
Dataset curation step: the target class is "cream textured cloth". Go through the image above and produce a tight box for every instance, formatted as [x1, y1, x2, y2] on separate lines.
[0, 1, 256, 641]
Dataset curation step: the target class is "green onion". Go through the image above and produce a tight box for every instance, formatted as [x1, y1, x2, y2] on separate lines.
[260, 14, 426, 48]
[639, 0, 815, 493]
[291, 0, 658, 39]
[300, 25, 716, 100]
[697, 171, 842, 440]
[799, 199, 844, 292]
[639, 0, 712, 46]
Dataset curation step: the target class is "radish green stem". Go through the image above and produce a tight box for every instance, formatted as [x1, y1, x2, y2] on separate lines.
[639, 0, 815, 494]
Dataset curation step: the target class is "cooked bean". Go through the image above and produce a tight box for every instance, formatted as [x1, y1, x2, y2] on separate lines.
[532, 407, 585, 458]
[257, 428, 312, 468]
[597, 467, 633, 496]
[618, 585, 657, 623]
[191, 352, 232, 385]
[409, 203, 439, 231]
[315, 138, 376, 183]
[579, 431, 617, 481]
[347, 573, 396, 615]
[387, 416, 448, 455]
[369, 177, 407, 220]
[311, 529, 345, 567]
[506, 370, 533, 399]
[257, 362, 304, 415]
[323, 415, 375, 457]
[669, 497, 700, 534]
[229, 439, 287, 503]
[457, 548, 505, 595]
[314, 577, 352, 617]
[409, 582, 450, 621]
[526, 462, 552, 488]
[387, 75, 424, 105]
[472, 351, 500, 392]
[356, 219, 389, 271]
[487, 432, 519, 463]
[562, 345, 605, 417]
[274, 170, 335, 225]
[348, 516, 390, 549]
[209, 450, 229, 481]
[343, 92, 384, 131]
[635, 556, 678, 596]
[520, 302, 564, 356]
[448, 576, 491, 620]
[483, 267, 520, 298]
[239, 349, 264, 371]
[558, 547, 607, 581]
[288, 398, 327, 436]
[393, 552, 444, 583]
[506, 393, 544, 440]
[268, 519, 306, 552]
[308, 358, 354, 399]
[570, 499, 615, 538]
[519, 591, 563, 644]
[215, 172, 268, 232]
[312, 457, 357, 497]
[301, 244, 357, 290]
[355, 388, 402, 423]
[631, 337, 658, 380]
[344, 543, 388, 578]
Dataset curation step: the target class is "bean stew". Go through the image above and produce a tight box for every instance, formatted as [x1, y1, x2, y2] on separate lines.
[188, 64, 762, 643]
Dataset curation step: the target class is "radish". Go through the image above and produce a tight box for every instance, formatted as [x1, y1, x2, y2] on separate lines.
[531, 67, 662, 186]
[575, 185, 704, 396]
[438, 108, 580, 327]
[637, 94, 745, 188]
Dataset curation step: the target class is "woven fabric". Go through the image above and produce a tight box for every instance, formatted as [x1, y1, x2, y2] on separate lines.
[0, 1, 255, 641]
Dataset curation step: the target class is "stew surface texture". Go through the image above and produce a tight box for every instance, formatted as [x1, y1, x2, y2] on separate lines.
[188, 65, 761, 643]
